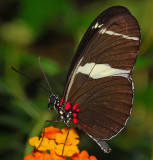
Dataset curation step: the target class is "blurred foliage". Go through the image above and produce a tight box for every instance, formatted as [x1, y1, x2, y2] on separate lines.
[0, 0, 153, 160]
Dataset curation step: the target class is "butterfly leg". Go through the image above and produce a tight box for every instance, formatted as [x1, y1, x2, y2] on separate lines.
[62, 127, 70, 155]
[36, 119, 62, 150]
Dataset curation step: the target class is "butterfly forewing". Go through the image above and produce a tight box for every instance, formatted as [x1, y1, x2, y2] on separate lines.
[62, 6, 140, 140]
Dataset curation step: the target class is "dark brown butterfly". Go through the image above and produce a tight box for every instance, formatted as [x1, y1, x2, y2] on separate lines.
[48, 6, 141, 153]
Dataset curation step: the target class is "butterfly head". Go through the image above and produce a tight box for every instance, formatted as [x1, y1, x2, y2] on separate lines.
[48, 94, 60, 111]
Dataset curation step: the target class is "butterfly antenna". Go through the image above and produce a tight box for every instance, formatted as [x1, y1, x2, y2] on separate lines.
[11, 66, 52, 95]
[38, 56, 52, 93]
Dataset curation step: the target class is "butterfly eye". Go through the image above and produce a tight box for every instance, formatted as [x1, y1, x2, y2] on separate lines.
[49, 95, 57, 106]
[48, 95, 57, 110]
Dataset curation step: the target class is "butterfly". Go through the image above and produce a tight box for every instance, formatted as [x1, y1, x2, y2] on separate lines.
[47, 6, 140, 153]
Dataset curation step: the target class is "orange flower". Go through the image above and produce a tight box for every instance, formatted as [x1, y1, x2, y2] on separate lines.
[24, 150, 52, 160]
[54, 143, 79, 157]
[24, 155, 35, 160]
[71, 150, 97, 160]
[24, 126, 97, 159]
[28, 127, 80, 157]
[54, 128, 79, 156]
[24, 150, 66, 160]
[29, 137, 56, 151]
[41, 126, 60, 139]
[55, 128, 79, 146]
[50, 150, 67, 160]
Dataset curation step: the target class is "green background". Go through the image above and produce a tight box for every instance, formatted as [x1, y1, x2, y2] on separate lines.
[0, 0, 153, 159]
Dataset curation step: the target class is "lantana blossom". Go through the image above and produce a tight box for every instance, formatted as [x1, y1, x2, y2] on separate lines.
[72, 150, 98, 160]
[24, 150, 66, 160]
[41, 126, 60, 139]
[24, 126, 97, 160]
[55, 128, 79, 146]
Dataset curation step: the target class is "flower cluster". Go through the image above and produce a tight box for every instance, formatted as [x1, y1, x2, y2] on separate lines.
[24, 126, 97, 160]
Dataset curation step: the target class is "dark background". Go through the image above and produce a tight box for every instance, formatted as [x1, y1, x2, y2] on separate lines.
[0, 0, 153, 160]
